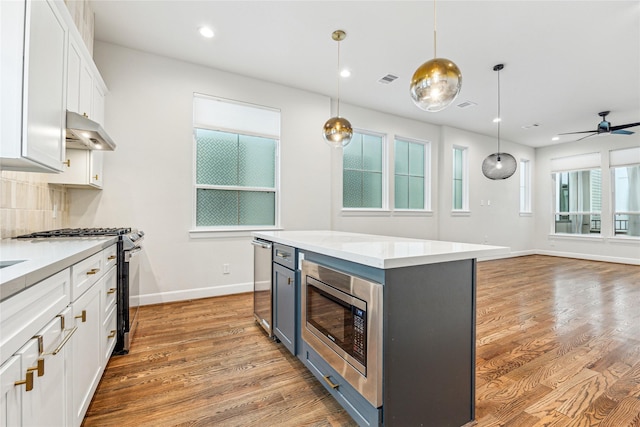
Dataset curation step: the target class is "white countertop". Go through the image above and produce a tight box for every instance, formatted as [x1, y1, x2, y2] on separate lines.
[252, 230, 509, 269]
[0, 237, 117, 300]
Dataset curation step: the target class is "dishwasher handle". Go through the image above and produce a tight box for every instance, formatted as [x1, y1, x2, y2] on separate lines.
[251, 239, 272, 249]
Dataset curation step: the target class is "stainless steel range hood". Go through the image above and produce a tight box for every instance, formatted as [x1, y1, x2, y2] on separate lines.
[65, 111, 116, 151]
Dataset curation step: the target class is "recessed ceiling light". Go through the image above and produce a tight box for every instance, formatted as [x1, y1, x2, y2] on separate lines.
[552, 136, 559, 141]
[340, 69, 351, 78]
[199, 26, 214, 38]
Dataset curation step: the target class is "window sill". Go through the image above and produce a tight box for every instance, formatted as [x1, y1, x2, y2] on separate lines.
[451, 210, 471, 217]
[519, 212, 533, 217]
[392, 210, 434, 217]
[341, 209, 391, 217]
[189, 226, 282, 239]
[548, 233, 604, 242]
[607, 236, 640, 244]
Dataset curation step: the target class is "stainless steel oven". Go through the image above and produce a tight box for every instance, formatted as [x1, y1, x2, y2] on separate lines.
[302, 260, 383, 408]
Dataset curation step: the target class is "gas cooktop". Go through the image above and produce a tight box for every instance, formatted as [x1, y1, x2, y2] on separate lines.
[17, 228, 132, 238]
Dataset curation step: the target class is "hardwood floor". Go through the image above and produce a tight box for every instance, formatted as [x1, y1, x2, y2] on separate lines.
[83, 255, 640, 427]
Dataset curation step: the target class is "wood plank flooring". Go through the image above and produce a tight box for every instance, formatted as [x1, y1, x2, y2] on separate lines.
[83, 255, 640, 427]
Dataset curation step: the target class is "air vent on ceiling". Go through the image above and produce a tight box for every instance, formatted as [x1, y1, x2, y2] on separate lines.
[456, 100, 477, 109]
[378, 74, 398, 84]
[521, 123, 541, 129]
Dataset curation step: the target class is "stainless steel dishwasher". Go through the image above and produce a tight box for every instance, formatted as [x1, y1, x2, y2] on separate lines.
[252, 238, 273, 337]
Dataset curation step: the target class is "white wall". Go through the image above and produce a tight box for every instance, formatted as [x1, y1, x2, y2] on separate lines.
[69, 42, 332, 304]
[534, 134, 640, 264]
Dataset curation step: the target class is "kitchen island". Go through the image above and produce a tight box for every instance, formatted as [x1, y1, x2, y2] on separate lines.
[253, 230, 508, 427]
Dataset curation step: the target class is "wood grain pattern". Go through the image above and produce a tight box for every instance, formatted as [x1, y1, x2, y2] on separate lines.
[83, 255, 640, 426]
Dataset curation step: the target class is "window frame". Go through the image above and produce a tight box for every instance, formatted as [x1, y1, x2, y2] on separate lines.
[191, 97, 281, 234]
[452, 145, 469, 213]
[519, 159, 532, 214]
[611, 164, 640, 239]
[393, 136, 431, 212]
[341, 129, 388, 211]
[551, 168, 602, 236]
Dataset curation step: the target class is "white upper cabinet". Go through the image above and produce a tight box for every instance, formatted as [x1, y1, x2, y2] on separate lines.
[66, 35, 107, 127]
[0, 0, 67, 173]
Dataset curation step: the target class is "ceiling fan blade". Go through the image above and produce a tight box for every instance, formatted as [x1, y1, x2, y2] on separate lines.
[558, 130, 597, 135]
[610, 122, 640, 131]
[612, 129, 635, 135]
[574, 133, 597, 142]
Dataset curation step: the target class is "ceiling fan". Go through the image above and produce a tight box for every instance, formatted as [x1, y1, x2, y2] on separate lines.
[559, 111, 640, 141]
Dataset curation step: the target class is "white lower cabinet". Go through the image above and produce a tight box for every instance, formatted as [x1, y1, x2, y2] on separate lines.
[0, 355, 22, 427]
[67, 275, 102, 427]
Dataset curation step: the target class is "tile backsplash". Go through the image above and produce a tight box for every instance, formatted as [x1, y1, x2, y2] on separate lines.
[0, 171, 69, 239]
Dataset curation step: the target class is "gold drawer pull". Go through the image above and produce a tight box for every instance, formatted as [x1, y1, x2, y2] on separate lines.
[63, 159, 71, 167]
[107, 255, 116, 261]
[27, 358, 45, 377]
[86, 268, 100, 275]
[322, 375, 339, 390]
[287, 277, 293, 285]
[15, 371, 34, 392]
[56, 314, 65, 330]
[75, 310, 87, 323]
[108, 330, 116, 339]
[51, 327, 78, 356]
[107, 288, 117, 295]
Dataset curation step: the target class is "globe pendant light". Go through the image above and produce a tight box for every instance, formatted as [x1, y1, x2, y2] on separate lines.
[410, 0, 462, 112]
[323, 30, 353, 148]
[482, 64, 517, 180]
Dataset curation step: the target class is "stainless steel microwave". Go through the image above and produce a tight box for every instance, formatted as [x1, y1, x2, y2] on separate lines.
[301, 260, 383, 408]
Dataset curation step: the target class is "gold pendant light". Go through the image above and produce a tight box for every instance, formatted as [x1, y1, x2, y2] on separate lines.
[323, 30, 353, 148]
[410, 0, 462, 112]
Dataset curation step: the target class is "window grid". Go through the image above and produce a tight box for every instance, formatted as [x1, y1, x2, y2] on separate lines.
[343, 131, 385, 209]
[394, 138, 430, 210]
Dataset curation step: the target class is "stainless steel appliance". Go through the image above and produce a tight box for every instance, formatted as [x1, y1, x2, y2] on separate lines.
[252, 238, 273, 336]
[301, 260, 383, 407]
[16, 228, 144, 354]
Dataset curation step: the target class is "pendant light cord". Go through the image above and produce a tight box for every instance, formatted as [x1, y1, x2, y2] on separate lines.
[497, 67, 501, 153]
[433, 0, 437, 58]
[337, 37, 341, 117]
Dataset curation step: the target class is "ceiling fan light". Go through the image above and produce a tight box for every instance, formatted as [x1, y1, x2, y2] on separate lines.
[410, 58, 462, 112]
[323, 116, 353, 148]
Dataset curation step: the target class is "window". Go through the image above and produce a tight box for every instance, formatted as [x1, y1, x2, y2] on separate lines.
[452, 146, 468, 211]
[612, 164, 640, 237]
[193, 95, 279, 229]
[343, 131, 384, 209]
[394, 138, 430, 210]
[553, 169, 601, 235]
[519, 159, 531, 213]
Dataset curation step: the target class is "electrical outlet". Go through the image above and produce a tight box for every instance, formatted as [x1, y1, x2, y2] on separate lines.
[487, 200, 491, 206]
[223, 263, 230, 274]
[52, 203, 57, 219]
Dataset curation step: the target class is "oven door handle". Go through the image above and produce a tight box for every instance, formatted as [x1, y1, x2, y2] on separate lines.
[125, 246, 143, 261]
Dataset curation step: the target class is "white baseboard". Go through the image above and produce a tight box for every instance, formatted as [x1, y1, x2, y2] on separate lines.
[478, 249, 536, 262]
[136, 282, 253, 306]
[534, 250, 640, 266]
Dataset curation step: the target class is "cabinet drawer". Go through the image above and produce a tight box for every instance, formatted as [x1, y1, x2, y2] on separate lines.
[71, 251, 103, 300]
[273, 243, 296, 270]
[102, 265, 117, 316]
[102, 306, 117, 365]
[0, 268, 70, 365]
[103, 244, 117, 271]
[303, 343, 381, 427]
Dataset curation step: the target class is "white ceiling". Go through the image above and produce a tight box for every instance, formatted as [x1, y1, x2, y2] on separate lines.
[90, 0, 640, 148]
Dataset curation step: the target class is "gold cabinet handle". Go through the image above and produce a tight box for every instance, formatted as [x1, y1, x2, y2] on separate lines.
[15, 371, 34, 392]
[56, 314, 65, 330]
[63, 159, 71, 167]
[108, 330, 116, 339]
[322, 375, 339, 390]
[27, 358, 45, 377]
[107, 255, 116, 261]
[93, 174, 99, 181]
[107, 288, 116, 295]
[287, 277, 293, 285]
[86, 268, 100, 275]
[51, 326, 78, 356]
[75, 310, 87, 323]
